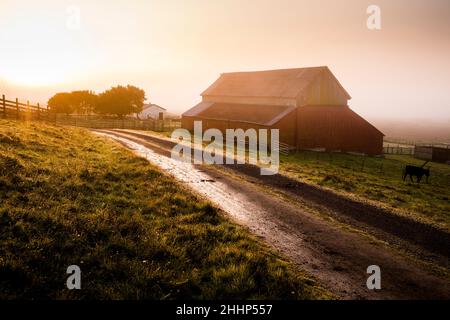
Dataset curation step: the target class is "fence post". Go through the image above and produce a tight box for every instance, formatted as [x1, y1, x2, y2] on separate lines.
[2, 94, 5, 118]
[16, 98, 19, 119]
[37, 103, 40, 120]
[27, 100, 30, 113]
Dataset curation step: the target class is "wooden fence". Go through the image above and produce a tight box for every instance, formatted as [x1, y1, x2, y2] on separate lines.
[49, 114, 181, 131]
[1, 94, 48, 120]
[1, 94, 181, 132]
[279, 142, 296, 155]
[382, 146, 414, 155]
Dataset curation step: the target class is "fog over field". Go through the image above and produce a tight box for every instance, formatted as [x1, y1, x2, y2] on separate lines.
[372, 118, 450, 143]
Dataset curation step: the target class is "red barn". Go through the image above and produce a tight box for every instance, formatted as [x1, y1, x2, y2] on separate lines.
[182, 67, 384, 155]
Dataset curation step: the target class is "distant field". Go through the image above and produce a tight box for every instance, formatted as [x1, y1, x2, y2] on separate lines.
[0, 120, 328, 299]
[280, 151, 450, 230]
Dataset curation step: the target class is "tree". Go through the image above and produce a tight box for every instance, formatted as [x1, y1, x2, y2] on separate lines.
[48, 91, 98, 115]
[70, 91, 98, 115]
[47, 92, 74, 114]
[95, 85, 146, 118]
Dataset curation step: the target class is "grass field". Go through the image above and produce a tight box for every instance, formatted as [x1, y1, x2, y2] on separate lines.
[0, 120, 328, 300]
[280, 151, 450, 230]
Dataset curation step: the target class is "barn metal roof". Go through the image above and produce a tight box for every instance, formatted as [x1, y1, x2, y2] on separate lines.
[182, 101, 214, 117]
[201, 66, 351, 100]
[183, 102, 297, 126]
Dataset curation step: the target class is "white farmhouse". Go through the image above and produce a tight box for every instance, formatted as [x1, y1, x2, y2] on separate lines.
[137, 104, 166, 120]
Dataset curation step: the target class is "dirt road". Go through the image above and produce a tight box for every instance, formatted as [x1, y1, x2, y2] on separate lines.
[95, 129, 450, 299]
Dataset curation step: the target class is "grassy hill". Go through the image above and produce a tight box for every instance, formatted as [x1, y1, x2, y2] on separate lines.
[0, 120, 328, 299]
[280, 151, 450, 230]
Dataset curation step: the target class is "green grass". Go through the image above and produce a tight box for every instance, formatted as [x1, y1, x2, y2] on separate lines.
[280, 151, 450, 230]
[0, 120, 328, 300]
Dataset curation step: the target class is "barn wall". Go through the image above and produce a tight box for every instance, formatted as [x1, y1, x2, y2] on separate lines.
[301, 71, 349, 106]
[203, 95, 297, 107]
[181, 116, 195, 131]
[296, 106, 383, 155]
[270, 109, 297, 146]
[181, 116, 297, 146]
[184, 105, 384, 155]
[183, 106, 384, 154]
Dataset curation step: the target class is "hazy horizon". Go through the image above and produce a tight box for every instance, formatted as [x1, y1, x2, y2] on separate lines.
[1, 0, 449, 123]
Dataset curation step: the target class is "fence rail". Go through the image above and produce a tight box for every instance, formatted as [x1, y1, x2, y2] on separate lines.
[382, 146, 414, 155]
[279, 142, 296, 155]
[50, 114, 181, 131]
[2, 94, 49, 119]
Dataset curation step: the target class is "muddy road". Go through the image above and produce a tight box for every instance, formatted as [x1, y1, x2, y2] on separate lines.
[94, 129, 450, 299]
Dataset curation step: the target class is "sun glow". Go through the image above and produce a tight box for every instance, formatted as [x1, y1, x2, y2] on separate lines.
[0, 2, 83, 87]
[1, 55, 70, 87]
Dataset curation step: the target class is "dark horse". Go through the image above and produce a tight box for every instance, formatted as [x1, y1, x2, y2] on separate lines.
[403, 161, 430, 183]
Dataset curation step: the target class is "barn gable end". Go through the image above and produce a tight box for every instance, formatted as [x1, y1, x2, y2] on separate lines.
[301, 68, 351, 106]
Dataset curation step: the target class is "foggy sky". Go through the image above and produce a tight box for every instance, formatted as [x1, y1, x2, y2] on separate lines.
[0, 0, 449, 122]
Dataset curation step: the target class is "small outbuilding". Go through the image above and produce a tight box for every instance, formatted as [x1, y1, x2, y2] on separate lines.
[415, 145, 450, 164]
[138, 104, 166, 120]
[182, 66, 384, 155]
